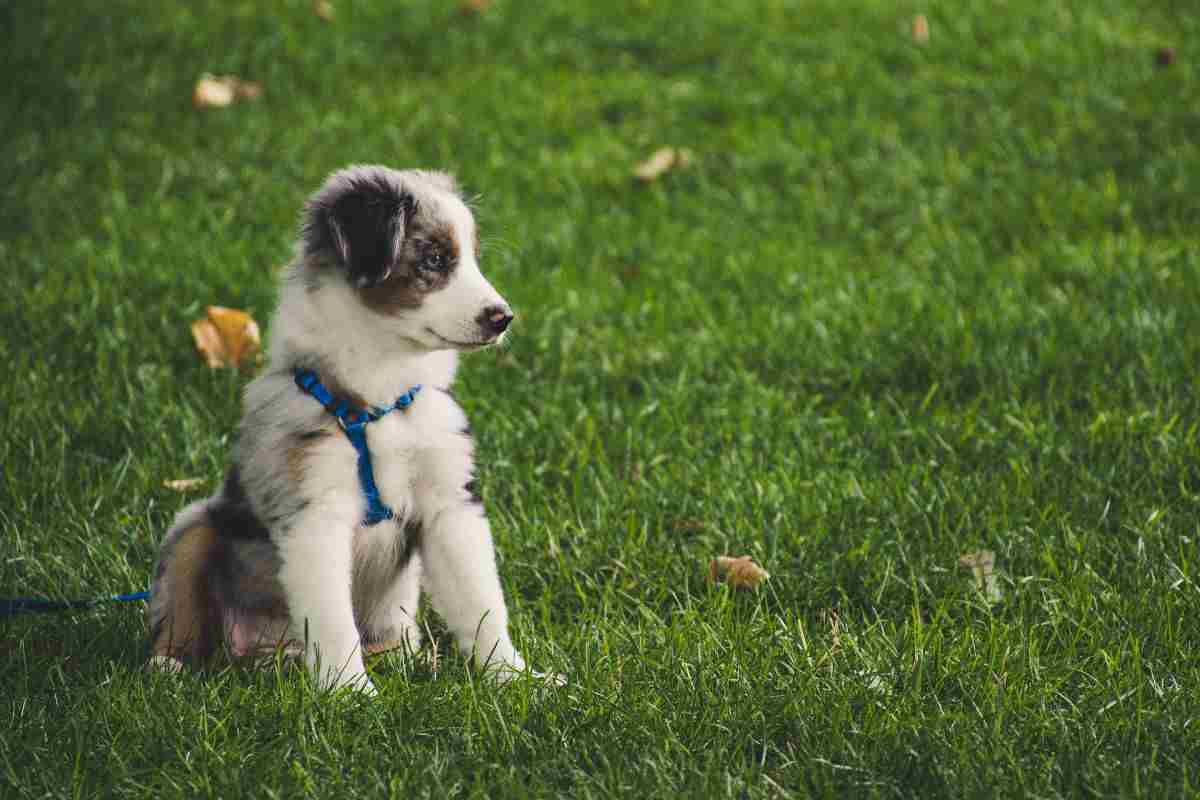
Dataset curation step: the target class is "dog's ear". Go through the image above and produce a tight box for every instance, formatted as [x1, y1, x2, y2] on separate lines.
[304, 172, 413, 288]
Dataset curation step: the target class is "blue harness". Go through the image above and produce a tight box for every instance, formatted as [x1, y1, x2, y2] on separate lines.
[293, 368, 421, 526]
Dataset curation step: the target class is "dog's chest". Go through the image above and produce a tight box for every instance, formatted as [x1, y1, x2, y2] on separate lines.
[359, 397, 473, 518]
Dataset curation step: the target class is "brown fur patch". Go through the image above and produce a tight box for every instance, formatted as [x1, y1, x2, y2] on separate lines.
[151, 524, 222, 662]
[428, 223, 460, 264]
[322, 378, 370, 412]
[358, 271, 429, 314]
[357, 221, 460, 316]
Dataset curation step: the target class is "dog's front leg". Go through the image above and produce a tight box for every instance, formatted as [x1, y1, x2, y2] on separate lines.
[277, 508, 374, 694]
[420, 505, 527, 679]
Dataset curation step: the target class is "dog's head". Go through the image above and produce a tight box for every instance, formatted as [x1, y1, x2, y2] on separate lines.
[301, 165, 512, 351]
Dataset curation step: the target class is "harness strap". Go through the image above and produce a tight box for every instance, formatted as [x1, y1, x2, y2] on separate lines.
[293, 368, 421, 526]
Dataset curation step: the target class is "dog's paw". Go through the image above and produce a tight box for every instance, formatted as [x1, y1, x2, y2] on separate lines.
[147, 655, 185, 674]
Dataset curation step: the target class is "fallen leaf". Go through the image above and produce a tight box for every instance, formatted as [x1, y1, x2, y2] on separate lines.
[234, 80, 263, 101]
[459, 0, 493, 15]
[191, 306, 262, 370]
[633, 147, 693, 182]
[163, 478, 206, 492]
[958, 549, 1002, 603]
[911, 14, 930, 44]
[193, 74, 263, 109]
[193, 75, 235, 109]
[823, 608, 842, 653]
[708, 555, 770, 590]
[1155, 47, 1175, 68]
[364, 639, 404, 657]
[313, 0, 335, 21]
[191, 317, 226, 367]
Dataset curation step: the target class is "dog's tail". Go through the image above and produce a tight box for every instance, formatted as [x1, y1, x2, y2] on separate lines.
[147, 501, 224, 666]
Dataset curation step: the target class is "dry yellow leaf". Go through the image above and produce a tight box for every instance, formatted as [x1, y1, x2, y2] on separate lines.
[191, 318, 226, 368]
[708, 555, 770, 590]
[633, 147, 694, 182]
[958, 549, 1002, 603]
[193, 75, 235, 109]
[313, 0, 335, 21]
[911, 14, 930, 44]
[163, 478, 206, 492]
[191, 305, 262, 370]
[193, 75, 263, 109]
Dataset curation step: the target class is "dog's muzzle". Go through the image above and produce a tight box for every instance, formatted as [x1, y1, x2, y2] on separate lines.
[478, 305, 514, 338]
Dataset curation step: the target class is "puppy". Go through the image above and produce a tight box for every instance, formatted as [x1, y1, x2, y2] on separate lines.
[148, 165, 542, 693]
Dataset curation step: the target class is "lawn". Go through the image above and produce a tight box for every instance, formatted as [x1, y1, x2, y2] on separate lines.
[2, 0, 1199, 797]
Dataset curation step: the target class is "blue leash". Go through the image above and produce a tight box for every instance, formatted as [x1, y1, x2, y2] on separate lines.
[1, 590, 149, 618]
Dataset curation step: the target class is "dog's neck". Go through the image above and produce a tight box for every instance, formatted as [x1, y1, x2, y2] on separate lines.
[268, 271, 459, 407]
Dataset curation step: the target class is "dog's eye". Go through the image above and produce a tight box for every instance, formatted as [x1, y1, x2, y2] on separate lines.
[422, 251, 448, 273]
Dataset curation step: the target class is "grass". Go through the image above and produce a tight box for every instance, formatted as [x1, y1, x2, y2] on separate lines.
[2, 0, 1199, 796]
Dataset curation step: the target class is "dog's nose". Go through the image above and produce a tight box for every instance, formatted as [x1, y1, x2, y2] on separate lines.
[479, 305, 514, 337]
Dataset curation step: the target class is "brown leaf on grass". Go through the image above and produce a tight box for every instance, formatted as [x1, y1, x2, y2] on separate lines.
[708, 555, 770, 590]
[234, 80, 263, 101]
[364, 639, 403, 657]
[633, 147, 694, 182]
[459, 0, 493, 16]
[191, 306, 262, 370]
[193, 76, 235, 109]
[193, 75, 263, 109]
[1155, 47, 1176, 68]
[822, 608, 842, 655]
[313, 0, 335, 22]
[910, 14, 930, 44]
[163, 478, 206, 492]
[958, 549, 1002, 603]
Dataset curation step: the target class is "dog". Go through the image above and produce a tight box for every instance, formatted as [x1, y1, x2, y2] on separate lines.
[148, 165, 545, 693]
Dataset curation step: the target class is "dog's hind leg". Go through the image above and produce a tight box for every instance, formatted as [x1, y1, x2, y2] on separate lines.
[148, 514, 222, 668]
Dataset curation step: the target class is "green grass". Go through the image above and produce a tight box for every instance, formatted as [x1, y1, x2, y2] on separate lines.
[3, 0, 1199, 796]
